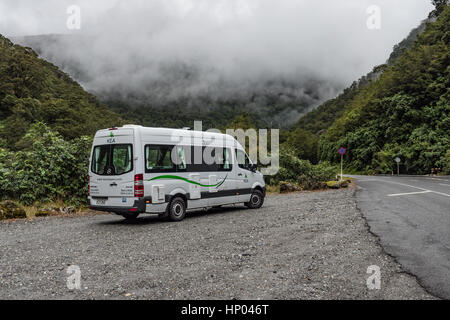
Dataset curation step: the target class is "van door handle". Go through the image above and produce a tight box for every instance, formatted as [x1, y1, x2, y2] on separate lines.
[238, 173, 243, 177]
[110, 182, 118, 187]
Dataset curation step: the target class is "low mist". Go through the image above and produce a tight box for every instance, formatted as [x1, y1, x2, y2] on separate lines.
[1, 0, 433, 125]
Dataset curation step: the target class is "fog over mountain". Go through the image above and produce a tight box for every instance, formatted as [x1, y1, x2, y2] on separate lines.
[2, 0, 433, 127]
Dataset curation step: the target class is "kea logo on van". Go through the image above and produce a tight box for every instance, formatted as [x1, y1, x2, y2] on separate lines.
[107, 138, 116, 143]
[106, 131, 116, 143]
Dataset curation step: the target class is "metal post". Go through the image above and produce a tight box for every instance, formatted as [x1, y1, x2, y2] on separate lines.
[394, 157, 401, 177]
[341, 154, 343, 182]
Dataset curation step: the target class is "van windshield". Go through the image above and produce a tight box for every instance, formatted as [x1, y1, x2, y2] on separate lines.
[92, 144, 133, 175]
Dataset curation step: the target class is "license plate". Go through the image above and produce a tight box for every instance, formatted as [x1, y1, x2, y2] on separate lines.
[96, 199, 106, 205]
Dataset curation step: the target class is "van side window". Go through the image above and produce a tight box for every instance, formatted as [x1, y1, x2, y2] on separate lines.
[217, 148, 232, 171]
[145, 145, 176, 173]
[236, 149, 251, 171]
[187, 146, 214, 172]
[144, 145, 233, 173]
[175, 146, 187, 171]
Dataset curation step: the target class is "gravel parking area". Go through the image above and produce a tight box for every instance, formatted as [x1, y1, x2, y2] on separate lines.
[0, 187, 435, 299]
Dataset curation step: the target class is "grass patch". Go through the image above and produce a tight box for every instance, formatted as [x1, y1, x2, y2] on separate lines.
[1, 198, 90, 221]
[24, 206, 39, 218]
[266, 185, 280, 194]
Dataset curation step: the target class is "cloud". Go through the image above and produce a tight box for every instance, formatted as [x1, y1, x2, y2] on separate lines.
[1, 0, 434, 116]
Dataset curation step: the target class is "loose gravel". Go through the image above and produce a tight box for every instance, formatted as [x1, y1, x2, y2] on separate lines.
[0, 187, 435, 299]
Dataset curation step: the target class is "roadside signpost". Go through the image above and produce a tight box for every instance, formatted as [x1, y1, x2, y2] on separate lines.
[338, 147, 347, 182]
[395, 157, 401, 176]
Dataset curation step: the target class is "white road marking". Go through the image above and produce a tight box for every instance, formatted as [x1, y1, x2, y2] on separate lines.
[382, 181, 450, 197]
[439, 183, 450, 187]
[388, 191, 432, 197]
[426, 177, 450, 182]
[357, 178, 450, 198]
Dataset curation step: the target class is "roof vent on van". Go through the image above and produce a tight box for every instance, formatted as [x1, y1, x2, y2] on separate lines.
[123, 124, 142, 128]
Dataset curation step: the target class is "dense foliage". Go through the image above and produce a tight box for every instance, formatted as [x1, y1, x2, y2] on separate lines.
[265, 146, 338, 190]
[0, 34, 122, 205]
[281, 128, 319, 164]
[0, 123, 91, 205]
[318, 5, 449, 174]
[430, 0, 449, 18]
[0, 35, 124, 150]
[291, 4, 449, 174]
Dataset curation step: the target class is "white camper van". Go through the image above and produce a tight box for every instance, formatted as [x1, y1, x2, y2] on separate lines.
[88, 125, 266, 221]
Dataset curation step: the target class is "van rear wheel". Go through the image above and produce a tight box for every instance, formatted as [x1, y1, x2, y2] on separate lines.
[245, 190, 264, 209]
[168, 197, 186, 222]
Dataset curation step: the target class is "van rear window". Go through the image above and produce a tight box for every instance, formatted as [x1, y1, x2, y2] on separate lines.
[92, 144, 133, 175]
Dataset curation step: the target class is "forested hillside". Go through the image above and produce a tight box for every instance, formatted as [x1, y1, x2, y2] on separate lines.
[319, 5, 449, 174]
[0, 35, 125, 206]
[1, 4, 448, 211]
[0, 35, 124, 150]
[15, 35, 343, 130]
[295, 16, 431, 136]
[289, 16, 438, 167]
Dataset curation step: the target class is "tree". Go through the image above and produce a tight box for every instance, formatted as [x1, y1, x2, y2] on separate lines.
[318, 5, 450, 174]
[430, 0, 449, 18]
[283, 129, 319, 163]
[0, 34, 124, 150]
[0, 123, 92, 205]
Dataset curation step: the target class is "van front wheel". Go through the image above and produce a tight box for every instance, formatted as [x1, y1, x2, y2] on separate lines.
[245, 190, 264, 209]
[168, 197, 187, 221]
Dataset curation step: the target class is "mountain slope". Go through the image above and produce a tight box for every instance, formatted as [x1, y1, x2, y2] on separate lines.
[14, 34, 344, 129]
[0, 35, 124, 149]
[295, 17, 432, 135]
[319, 5, 450, 174]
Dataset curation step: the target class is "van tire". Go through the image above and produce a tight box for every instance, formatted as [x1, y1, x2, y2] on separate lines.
[245, 190, 264, 209]
[167, 197, 186, 221]
[122, 212, 140, 220]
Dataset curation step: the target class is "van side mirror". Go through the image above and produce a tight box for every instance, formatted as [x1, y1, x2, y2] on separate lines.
[250, 163, 258, 172]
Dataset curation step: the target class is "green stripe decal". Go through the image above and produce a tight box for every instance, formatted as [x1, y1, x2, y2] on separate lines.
[149, 175, 227, 188]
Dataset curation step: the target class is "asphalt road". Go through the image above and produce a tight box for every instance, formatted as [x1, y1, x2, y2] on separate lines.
[0, 188, 432, 300]
[353, 175, 450, 299]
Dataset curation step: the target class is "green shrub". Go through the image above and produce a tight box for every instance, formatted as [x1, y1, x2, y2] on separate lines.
[443, 150, 450, 175]
[0, 122, 91, 205]
[326, 181, 341, 189]
[326, 181, 349, 189]
[266, 146, 338, 190]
